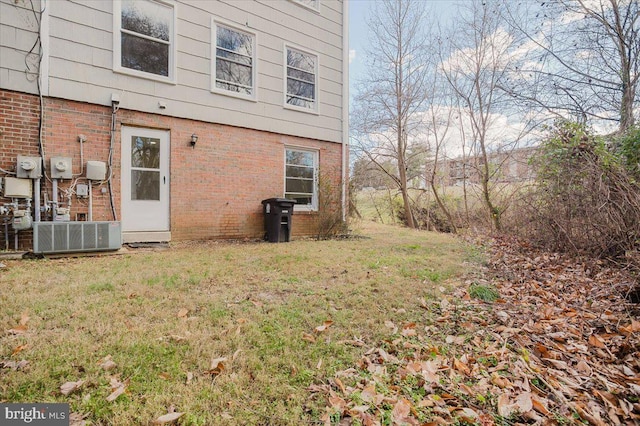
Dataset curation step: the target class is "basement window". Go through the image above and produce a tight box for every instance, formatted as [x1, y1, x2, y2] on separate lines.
[285, 148, 318, 211]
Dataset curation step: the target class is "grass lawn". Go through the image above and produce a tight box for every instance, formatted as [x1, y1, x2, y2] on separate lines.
[0, 221, 478, 425]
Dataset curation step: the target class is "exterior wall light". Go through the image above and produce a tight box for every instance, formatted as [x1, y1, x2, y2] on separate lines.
[190, 133, 198, 148]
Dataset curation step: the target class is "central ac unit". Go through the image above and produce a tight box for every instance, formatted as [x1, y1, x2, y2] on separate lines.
[33, 221, 122, 254]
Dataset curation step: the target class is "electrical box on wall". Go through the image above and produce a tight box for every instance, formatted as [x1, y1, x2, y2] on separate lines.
[76, 184, 89, 198]
[50, 157, 73, 179]
[16, 156, 42, 179]
[3, 177, 32, 198]
[86, 161, 106, 181]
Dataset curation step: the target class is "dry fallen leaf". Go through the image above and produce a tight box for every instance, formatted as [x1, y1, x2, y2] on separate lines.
[153, 412, 185, 424]
[453, 358, 471, 376]
[302, 332, 316, 343]
[514, 391, 533, 414]
[60, 380, 84, 396]
[329, 395, 347, 412]
[497, 393, 516, 418]
[12, 344, 28, 356]
[106, 385, 126, 402]
[588, 334, 606, 349]
[619, 320, 640, 334]
[208, 357, 227, 376]
[7, 324, 28, 335]
[391, 398, 412, 422]
[99, 355, 117, 371]
[1, 360, 29, 370]
[106, 377, 128, 402]
[177, 308, 189, 318]
[315, 320, 334, 333]
[19, 311, 30, 326]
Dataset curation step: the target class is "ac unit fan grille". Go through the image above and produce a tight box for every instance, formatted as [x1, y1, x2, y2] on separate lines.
[33, 222, 122, 254]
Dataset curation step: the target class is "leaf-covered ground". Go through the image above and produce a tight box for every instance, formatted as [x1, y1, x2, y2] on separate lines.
[310, 236, 640, 425]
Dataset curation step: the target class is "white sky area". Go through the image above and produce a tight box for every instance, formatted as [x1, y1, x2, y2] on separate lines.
[348, 0, 530, 160]
[349, 0, 457, 99]
[348, 1, 620, 160]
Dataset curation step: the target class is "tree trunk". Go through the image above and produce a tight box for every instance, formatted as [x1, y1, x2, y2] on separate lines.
[398, 153, 415, 228]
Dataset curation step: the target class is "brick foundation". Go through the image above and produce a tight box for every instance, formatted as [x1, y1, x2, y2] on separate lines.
[0, 89, 345, 250]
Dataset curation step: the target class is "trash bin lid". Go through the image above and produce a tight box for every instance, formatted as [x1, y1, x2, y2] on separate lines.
[261, 198, 297, 205]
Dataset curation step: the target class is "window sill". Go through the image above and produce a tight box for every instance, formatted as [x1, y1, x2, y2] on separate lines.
[114, 67, 176, 85]
[284, 103, 319, 115]
[211, 88, 258, 102]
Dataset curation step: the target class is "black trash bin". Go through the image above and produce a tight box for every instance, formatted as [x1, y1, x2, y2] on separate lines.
[261, 198, 296, 242]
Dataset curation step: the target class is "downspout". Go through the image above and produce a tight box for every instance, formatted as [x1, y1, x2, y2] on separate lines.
[341, 0, 349, 222]
[36, 0, 50, 222]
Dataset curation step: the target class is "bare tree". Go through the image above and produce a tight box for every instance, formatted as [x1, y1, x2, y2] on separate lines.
[439, 1, 518, 231]
[424, 69, 458, 233]
[351, 0, 430, 229]
[504, 0, 640, 132]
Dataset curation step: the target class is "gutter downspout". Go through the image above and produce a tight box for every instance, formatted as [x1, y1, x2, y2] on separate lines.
[341, 0, 349, 222]
[35, 0, 50, 222]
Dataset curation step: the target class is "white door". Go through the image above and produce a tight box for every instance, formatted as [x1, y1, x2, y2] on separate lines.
[121, 127, 170, 234]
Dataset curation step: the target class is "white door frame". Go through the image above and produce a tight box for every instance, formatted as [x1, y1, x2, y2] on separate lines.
[121, 126, 171, 242]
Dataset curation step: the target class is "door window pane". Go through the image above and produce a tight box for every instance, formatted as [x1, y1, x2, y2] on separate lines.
[131, 170, 160, 200]
[131, 136, 160, 169]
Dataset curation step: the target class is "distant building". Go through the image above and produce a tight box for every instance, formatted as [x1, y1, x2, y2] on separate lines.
[428, 146, 538, 187]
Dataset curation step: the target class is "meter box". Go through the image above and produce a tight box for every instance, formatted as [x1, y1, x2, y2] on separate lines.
[3, 177, 32, 198]
[86, 161, 106, 181]
[16, 156, 42, 178]
[51, 157, 73, 179]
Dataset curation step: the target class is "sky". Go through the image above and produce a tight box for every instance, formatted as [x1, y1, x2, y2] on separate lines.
[348, 0, 457, 98]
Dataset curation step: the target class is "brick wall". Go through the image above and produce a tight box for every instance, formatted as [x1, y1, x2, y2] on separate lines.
[0, 89, 345, 249]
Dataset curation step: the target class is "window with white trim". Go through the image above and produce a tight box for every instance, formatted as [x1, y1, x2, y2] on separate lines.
[290, 0, 320, 11]
[285, 46, 317, 111]
[114, 0, 175, 81]
[212, 21, 256, 98]
[285, 148, 318, 210]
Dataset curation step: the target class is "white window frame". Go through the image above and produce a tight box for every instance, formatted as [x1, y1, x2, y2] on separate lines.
[289, 0, 320, 13]
[283, 44, 319, 114]
[211, 19, 258, 101]
[284, 147, 319, 211]
[113, 0, 177, 84]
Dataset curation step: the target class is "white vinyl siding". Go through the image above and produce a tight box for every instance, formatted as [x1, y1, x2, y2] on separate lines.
[285, 45, 318, 113]
[285, 147, 318, 211]
[113, 0, 176, 83]
[2, 0, 346, 143]
[212, 19, 256, 100]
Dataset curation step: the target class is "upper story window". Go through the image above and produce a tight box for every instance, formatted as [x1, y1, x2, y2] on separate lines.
[212, 20, 256, 99]
[114, 0, 176, 82]
[285, 46, 318, 112]
[290, 0, 320, 12]
[285, 147, 318, 210]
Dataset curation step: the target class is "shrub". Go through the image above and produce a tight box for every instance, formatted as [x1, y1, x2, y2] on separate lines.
[512, 120, 640, 258]
[314, 170, 349, 240]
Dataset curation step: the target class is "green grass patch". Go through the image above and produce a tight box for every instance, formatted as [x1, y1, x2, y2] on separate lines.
[0, 221, 478, 425]
[468, 282, 500, 302]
